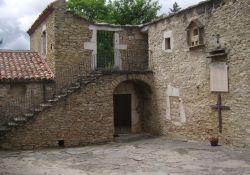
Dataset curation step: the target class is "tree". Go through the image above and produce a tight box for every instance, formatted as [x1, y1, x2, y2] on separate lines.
[0, 39, 2, 45]
[169, 2, 181, 13]
[110, 0, 161, 25]
[67, 0, 161, 25]
[67, 0, 110, 22]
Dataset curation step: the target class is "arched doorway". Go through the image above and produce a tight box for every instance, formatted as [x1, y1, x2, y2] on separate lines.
[113, 80, 152, 135]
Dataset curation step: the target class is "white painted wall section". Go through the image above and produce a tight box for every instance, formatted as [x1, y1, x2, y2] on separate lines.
[84, 25, 128, 70]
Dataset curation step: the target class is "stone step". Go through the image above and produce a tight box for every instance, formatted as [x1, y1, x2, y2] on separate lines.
[8, 122, 18, 127]
[40, 103, 53, 108]
[72, 82, 81, 87]
[66, 90, 74, 94]
[24, 113, 34, 118]
[69, 86, 80, 90]
[48, 98, 59, 103]
[82, 80, 91, 83]
[56, 93, 67, 99]
[13, 117, 27, 122]
[82, 78, 96, 83]
[31, 108, 43, 113]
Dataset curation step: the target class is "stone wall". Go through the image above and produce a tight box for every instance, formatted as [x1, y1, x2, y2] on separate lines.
[114, 80, 152, 134]
[0, 83, 54, 126]
[53, 0, 92, 76]
[146, 0, 250, 147]
[30, 13, 56, 73]
[0, 73, 153, 149]
[0, 83, 47, 102]
[29, 0, 148, 89]
[53, 0, 148, 74]
[118, 28, 148, 70]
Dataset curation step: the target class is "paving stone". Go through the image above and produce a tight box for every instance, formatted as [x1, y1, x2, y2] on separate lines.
[0, 135, 250, 175]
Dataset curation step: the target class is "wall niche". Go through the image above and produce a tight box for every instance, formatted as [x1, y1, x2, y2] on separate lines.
[186, 19, 205, 49]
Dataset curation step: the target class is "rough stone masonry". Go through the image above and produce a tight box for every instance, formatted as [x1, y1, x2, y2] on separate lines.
[0, 0, 249, 149]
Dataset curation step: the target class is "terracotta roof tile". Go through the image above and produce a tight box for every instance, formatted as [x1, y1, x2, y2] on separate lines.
[0, 51, 55, 82]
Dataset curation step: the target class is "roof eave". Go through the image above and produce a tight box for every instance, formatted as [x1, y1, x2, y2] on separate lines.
[27, 5, 55, 35]
[0, 79, 55, 84]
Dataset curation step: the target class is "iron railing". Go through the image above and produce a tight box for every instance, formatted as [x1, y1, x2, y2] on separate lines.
[0, 49, 149, 127]
[93, 49, 148, 71]
[0, 62, 89, 127]
[0, 91, 36, 126]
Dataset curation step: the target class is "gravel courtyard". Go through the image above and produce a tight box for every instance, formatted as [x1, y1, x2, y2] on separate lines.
[0, 134, 250, 175]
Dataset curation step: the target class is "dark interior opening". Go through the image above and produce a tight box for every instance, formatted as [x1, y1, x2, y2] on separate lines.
[113, 94, 132, 135]
[165, 38, 171, 50]
[97, 30, 114, 69]
[58, 140, 64, 147]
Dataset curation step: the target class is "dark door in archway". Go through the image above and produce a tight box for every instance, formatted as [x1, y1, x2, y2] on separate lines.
[113, 94, 131, 134]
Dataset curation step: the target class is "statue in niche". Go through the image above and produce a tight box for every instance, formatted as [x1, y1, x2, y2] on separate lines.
[212, 34, 221, 49]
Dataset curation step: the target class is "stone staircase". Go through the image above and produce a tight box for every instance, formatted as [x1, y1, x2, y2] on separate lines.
[0, 72, 103, 137]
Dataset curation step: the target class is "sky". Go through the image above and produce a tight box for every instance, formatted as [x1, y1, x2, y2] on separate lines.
[0, 0, 204, 50]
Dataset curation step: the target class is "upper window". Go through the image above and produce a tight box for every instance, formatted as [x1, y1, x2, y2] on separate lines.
[41, 31, 47, 56]
[41, 25, 47, 56]
[186, 19, 204, 48]
[162, 31, 173, 52]
[165, 38, 171, 50]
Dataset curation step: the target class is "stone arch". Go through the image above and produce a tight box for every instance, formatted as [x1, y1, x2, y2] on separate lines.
[112, 74, 153, 135]
[111, 73, 154, 91]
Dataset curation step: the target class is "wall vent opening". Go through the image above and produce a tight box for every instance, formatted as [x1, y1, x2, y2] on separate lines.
[58, 140, 64, 147]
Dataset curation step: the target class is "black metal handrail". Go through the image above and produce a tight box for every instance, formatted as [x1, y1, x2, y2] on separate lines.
[0, 49, 149, 127]
[0, 62, 89, 127]
[93, 49, 148, 71]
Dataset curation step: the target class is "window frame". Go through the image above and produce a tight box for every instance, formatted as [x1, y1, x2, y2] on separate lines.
[162, 31, 173, 53]
[41, 25, 47, 57]
[186, 19, 205, 49]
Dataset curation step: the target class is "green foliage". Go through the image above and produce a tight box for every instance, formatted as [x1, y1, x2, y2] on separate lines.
[67, 0, 161, 25]
[67, 0, 110, 22]
[109, 0, 161, 25]
[169, 2, 181, 13]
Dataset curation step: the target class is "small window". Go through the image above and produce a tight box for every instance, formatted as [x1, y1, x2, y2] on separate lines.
[165, 38, 171, 50]
[41, 31, 47, 56]
[163, 31, 173, 52]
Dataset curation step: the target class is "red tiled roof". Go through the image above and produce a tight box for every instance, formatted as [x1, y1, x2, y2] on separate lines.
[0, 51, 55, 82]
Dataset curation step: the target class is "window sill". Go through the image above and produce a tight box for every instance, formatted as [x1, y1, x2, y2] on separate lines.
[162, 49, 173, 53]
[189, 44, 205, 50]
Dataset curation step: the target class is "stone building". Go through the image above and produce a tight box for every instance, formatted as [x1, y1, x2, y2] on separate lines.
[0, 51, 54, 127]
[0, 0, 249, 149]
